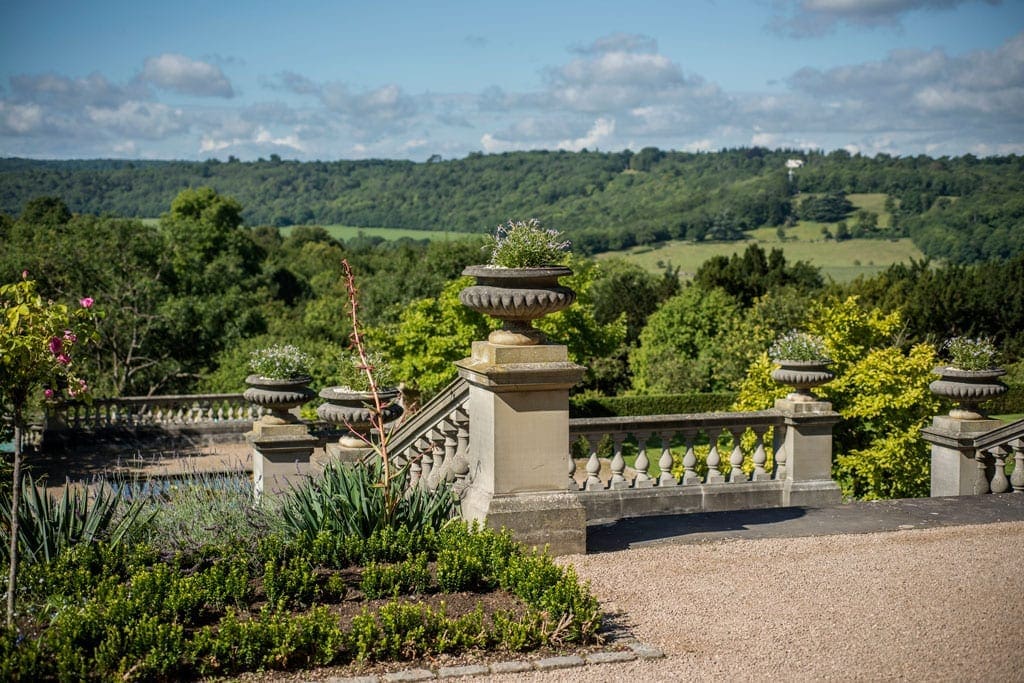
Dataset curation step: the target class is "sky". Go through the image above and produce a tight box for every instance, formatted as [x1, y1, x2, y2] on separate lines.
[0, 0, 1022, 161]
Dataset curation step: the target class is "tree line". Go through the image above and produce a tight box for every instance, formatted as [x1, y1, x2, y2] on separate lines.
[2, 148, 1021, 264]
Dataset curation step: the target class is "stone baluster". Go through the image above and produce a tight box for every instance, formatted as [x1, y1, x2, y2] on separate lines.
[988, 445, 1010, 494]
[1012, 439, 1024, 493]
[609, 433, 628, 490]
[706, 428, 725, 484]
[408, 443, 423, 488]
[681, 429, 700, 485]
[751, 426, 769, 481]
[449, 408, 470, 486]
[727, 426, 747, 484]
[973, 450, 990, 495]
[585, 434, 603, 491]
[441, 415, 459, 482]
[420, 431, 436, 486]
[658, 430, 677, 486]
[568, 450, 579, 491]
[773, 425, 788, 481]
[633, 431, 654, 488]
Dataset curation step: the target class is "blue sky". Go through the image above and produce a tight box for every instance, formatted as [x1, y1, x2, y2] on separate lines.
[1, 0, 1021, 160]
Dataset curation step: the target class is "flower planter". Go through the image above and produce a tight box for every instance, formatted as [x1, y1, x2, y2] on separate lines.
[243, 375, 315, 424]
[317, 387, 404, 448]
[770, 360, 834, 401]
[929, 367, 1008, 420]
[459, 265, 576, 345]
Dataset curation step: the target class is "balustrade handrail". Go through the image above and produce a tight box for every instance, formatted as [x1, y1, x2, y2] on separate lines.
[387, 378, 469, 455]
[60, 393, 247, 406]
[970, 417, 1024, 450]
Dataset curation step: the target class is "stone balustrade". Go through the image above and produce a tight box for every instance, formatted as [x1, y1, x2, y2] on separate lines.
[923, 417, 1024, 496]
[568, 403, 840, 523]
[43, 394, 267, 447]
[386, 379, 471, 491]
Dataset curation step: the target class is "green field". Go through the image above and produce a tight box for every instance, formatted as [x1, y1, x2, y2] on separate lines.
[279, 224, 477, 243]
[598, 229, 923, 283]
[598, 193, 925, 283]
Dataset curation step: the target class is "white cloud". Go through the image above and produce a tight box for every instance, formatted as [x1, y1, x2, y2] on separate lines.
[557, 117, 615, 151]
[0, 101, 44, 134]
[141, 53, 234, 97]
[85, 101, 187, 139]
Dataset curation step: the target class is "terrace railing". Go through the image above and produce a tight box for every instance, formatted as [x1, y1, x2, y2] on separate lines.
[43, 394, 266, 447]
[923, 417, 1024, 496]
[567, 403, 843, 523]
[387, 378, 470, 491]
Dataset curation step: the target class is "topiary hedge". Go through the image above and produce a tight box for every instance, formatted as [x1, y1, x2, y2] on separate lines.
[570, 392, 737, 418]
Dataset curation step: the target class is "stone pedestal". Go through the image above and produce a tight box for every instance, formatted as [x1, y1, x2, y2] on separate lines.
[455, 342, 586, 555]
[922, 416, 1002, 496]
[248, 419, 317, 501]
[774, 397, 842, 506]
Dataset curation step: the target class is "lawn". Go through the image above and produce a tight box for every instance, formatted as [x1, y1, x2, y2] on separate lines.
[598, 231, 924, 283]
[596, 192, 924, 283]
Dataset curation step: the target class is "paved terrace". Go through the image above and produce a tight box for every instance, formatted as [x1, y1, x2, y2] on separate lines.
[28, 444, 1024, 681]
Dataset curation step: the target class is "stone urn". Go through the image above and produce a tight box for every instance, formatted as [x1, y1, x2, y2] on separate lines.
[243, 375, 316, 424]
[459, 265, 576, 345]
[317, 387, 404, 448]
[929, 367, 1008, 420]
[770, 360, 834, 401]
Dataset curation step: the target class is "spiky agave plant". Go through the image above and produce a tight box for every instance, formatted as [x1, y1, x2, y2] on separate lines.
[0, 477, 152, 566]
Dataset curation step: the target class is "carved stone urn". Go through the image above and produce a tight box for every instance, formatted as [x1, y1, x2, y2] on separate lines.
[459, 265, 576, 345]
[929, 367, 1008, 420]
[243, 375, 315, 424]
[770, 360, 834, 401]
[316, 387, 404, 448]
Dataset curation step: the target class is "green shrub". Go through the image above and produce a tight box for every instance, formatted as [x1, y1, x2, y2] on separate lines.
[190, 606, 346, 676]
[263, 555, 319, 609]
[361, 553, 430, 599]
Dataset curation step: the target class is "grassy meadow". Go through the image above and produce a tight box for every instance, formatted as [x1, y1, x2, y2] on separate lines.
[597, 193, 925, 283]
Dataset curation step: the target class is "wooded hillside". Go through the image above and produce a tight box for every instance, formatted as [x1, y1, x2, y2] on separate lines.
[1, 148, 1021, 264]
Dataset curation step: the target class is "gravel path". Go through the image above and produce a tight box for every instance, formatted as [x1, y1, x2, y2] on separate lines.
[485, 521, 1024, 682]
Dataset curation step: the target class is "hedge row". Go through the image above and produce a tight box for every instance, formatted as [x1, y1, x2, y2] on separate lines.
[570, 392, 738, 418]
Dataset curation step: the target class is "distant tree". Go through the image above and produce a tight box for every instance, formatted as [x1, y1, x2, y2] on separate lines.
[629, 286, 743, 393]
[19, 196, 72, 226]
[694, 244, 823, 307]
[799, 193, 853, 222]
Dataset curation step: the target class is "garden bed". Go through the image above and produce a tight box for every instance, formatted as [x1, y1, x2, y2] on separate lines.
[1, 461, 603, 681]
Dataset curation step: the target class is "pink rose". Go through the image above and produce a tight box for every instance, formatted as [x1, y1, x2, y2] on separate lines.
[79, 297, 94, 309]
[57, 353, 71, 365]
[49, 337, 63, 355]
[44, 388, 55, 399]
[63, 329, 77, 343]
[21, 270, 28, 280]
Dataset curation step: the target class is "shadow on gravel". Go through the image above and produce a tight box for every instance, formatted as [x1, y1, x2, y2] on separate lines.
[587, 506, 809, 552]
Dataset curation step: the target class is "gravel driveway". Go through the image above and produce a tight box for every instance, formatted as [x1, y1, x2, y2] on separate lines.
[486, 521, 1024, 682]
